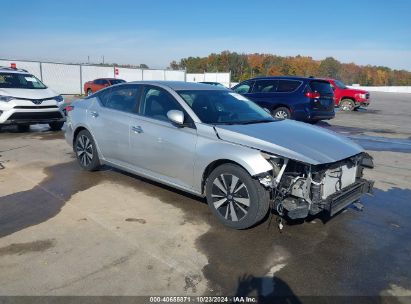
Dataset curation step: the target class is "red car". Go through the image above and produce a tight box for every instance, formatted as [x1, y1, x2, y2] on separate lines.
[84, 78, 126, 96]
[325, 79, 370, 111]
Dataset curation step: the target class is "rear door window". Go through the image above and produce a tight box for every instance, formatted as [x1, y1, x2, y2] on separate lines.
[233, 81, 254, 94]
[276, 80, 302, 92]
[97, 85, 141, 113]
[309, 81, 334, 94]
[252, 80, 278, 93]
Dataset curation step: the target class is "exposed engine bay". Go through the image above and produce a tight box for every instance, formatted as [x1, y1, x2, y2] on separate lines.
[258, 152, 374, 220]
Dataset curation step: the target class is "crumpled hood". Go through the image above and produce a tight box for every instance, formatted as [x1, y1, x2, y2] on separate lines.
[215, 120, 363, 165]
[0, 87, 58, 99]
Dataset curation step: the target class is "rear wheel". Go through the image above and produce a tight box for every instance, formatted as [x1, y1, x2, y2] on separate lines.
[17, 124, 30, 132]
[205, 163, 270, 229]
[272, 107, 291, 119]
[49, 121, 64, 131]
[340, 99, 355, 111]
[74, 130, 100, 171]
[87, 89, 93, 96]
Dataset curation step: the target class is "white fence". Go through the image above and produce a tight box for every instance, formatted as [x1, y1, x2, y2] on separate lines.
[350, 85, 411, 93]
[186, 72, 231, 88]
[0, 59, 187, 95]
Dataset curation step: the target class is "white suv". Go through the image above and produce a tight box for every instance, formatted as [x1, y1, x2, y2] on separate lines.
[0, 67, 65, 131]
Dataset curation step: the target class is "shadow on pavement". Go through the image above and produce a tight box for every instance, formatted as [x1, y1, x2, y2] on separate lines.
[234, 274, 301, 304]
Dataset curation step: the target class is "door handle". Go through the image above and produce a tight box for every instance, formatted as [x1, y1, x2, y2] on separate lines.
[90, 111, 99, 118]
[132, 125, 143, 134]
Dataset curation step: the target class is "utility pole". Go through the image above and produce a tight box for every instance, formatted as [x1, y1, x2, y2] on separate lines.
[87, 56, 90, 64]
[102, 55, 105, 64]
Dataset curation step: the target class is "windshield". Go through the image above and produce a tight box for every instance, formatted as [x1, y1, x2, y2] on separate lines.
[334, 80, 347, 89]
[110, 79, 126, 85]
[309, 81, 334, 94]
[0, 73, 47, 89]
[177, 90, 274, 125]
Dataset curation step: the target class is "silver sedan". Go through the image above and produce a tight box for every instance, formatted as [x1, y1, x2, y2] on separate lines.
[65, 81, 374, 229]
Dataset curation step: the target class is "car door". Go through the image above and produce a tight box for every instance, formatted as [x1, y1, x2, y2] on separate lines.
[129, 85, 197, 190]
[233, 80, 255, 100]
[91, 79, 101, 92]
[248, 79, 279, 109]
[87, 84, 141, 165]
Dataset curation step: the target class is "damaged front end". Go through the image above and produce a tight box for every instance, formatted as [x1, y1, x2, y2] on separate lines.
[258, 152, 374, 220]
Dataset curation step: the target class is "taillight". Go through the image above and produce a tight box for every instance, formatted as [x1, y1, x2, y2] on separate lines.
[65, 105, 74, 112]
[305, 91, 321, 99]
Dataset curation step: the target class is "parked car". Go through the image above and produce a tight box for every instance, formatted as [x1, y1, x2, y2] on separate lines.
[0, 67, 65, 132]
[65, 81, 374, 229]
[84, 78, 126, 96]
[232, 76, 335, 123]
[325, 79, 370, 111]
[199, 81, 226, 87]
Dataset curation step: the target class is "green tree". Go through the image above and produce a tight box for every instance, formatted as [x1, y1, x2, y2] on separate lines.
[318, 57, 342, 78]
[170, 52, 411, 85]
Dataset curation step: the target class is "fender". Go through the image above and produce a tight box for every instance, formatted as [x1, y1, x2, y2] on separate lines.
[192, 124, 273, 193]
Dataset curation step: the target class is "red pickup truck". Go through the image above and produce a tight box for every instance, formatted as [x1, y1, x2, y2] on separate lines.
[84, 78, 126, 96]
[325, 79, 370, 111]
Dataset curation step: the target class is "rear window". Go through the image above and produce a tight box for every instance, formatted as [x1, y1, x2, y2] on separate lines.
[309, 81, 334, 94]
[110, 79, 126, 85]
[277, 80, 301, 92]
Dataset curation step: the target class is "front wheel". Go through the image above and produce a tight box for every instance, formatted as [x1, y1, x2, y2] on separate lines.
[340, 99, 355, 111]
[87, 89, 93, 96]
[49, 121, 64, 131]
[272, 107, 291, 119]
[205, 163, 270, 229]
[74, 130, 100, 171]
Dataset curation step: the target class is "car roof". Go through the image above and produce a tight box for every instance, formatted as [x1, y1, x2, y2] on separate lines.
[0, 67, 31, 74]
[129, 81, 228, 91]
[249, 76, 326, 82]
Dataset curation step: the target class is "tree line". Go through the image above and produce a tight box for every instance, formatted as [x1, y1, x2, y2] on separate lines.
[169, 51, 411, 86]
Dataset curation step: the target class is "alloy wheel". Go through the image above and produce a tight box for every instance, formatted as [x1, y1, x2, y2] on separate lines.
[211, 174, 250, 222]
[76, 135, 93, 167]
[274, 110, 288, 119]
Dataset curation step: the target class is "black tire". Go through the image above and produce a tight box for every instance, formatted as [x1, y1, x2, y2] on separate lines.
[17, 124, 30, 132]
[340, 99, 355, 111]
[74, 129, 100, 171]
[205, 163, 270, 229]
[272, 107, 291, 119]
[49, 121, 64, 131]
[87, 89, 93, 96]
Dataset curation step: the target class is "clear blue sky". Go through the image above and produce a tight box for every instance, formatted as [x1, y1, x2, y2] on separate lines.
[1, 0, 410, 70]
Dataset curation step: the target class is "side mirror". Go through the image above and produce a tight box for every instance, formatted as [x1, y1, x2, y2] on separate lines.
[167, 110, 185, 126]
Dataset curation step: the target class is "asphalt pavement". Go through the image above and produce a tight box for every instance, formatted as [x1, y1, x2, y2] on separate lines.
[0, 92, 410, 302]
